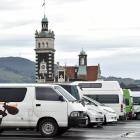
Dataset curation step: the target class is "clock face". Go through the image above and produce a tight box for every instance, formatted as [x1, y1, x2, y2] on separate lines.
[41, 64, 46, 69]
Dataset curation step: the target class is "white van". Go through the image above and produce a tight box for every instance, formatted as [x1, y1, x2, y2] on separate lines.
[72, 81, 126, 120]
[57, 84, 104, 126]
[131, 91, 140, 120]
[0, 84, 87, 137]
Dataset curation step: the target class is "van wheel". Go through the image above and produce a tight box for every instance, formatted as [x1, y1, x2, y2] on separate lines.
[136, 113, 140, 120]
[39, 119, 58, 137]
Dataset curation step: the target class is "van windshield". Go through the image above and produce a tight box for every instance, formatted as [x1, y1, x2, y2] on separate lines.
[54, 86, 76, 102]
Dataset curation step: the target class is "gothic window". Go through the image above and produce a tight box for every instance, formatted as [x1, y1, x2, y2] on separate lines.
[42, 42, 45, 48]
[43, 24, 45, 28]
[38, 42, 40, 48]
[46, 42, 48, 47]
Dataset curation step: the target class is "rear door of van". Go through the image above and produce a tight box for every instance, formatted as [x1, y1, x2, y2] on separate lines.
[0, 87, 31, 127]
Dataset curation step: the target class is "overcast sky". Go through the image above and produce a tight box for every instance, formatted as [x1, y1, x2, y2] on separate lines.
[0, 0, 140, 79]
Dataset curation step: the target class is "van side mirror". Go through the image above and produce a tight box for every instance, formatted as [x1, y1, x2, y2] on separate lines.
[59, 95, 64, 102]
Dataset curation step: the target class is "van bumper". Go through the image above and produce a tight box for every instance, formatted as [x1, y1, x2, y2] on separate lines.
[68, 116, 88, 127]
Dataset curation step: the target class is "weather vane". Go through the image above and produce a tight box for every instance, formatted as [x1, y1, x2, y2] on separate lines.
[42, 0, 46, 17]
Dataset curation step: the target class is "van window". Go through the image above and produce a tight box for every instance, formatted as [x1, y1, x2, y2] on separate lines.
[60, 85, 80, 100]
[86, 95, 96, 100]
[36, 87, 60, 101]
[133, 97, 140, 105]
[54, 86, 76, 102]
[78, 83, 102, 88]
[0, 88, 27, 102]
[86, 94, 119, 104]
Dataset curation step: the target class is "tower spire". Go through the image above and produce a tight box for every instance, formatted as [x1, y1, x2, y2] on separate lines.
[42, 0, 46, 17]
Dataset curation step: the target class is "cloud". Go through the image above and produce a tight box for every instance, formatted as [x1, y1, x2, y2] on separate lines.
[52, 0, 85, 5]
[0, 0, 22, 11]
[0, 0, 140, 79]
[0, 47, 35, 61]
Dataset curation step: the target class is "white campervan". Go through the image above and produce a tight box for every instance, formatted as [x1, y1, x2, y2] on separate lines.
[131, 91, 140, 120]
[72, 81, 126, 120]
[0, 84, 87, 137]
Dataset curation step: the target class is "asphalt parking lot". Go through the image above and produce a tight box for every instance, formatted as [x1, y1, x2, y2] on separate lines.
[0, 120, 140, 140]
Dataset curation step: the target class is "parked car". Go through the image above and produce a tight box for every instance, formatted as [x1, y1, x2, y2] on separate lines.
[0, 84, 88, 137]
[82, 96, 117, 124]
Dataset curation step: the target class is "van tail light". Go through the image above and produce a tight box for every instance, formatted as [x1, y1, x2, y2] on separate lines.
[121, 104, 123, 112]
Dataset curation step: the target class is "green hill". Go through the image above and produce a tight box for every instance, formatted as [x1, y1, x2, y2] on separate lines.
[0, 57, 35, 83]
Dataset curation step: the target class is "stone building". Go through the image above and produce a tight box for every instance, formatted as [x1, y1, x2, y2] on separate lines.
[35, 15, 55, 83]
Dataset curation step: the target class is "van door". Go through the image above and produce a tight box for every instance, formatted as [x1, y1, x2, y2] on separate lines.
[33, 87, 68, 127]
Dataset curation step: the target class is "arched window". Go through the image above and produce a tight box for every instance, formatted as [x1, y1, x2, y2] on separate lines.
[80, 58, 85, 65]
[46, 42, 48, 47]
[42, 42, 45, 48]
[38, 42, 40, 48]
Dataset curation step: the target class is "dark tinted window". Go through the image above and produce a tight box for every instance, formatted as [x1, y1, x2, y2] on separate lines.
[79, 83, 102, 88]
[0, 88, 27, 102]
[60, 85, 71, 94]
[133, 97, 140, 105]
[83, 97, 97, 106]
[36, 87, 59, 101]
[86, 94, 119, 104]
[60, 85, 80, 100]
[86, 95, 97, 100]
[54, 86, 76, 102]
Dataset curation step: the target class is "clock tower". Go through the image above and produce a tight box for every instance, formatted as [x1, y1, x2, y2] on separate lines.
[35, 15, 55, 83]
[79, 49, 87, 66]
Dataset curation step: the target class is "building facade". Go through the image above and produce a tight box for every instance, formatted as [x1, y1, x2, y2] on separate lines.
[35, 15, 55, 83]
[56, 49, 101, 82]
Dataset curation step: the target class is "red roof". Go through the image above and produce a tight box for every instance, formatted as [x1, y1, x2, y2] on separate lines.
[87, 66, 99, 81]
[65, 65, 99, 81]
